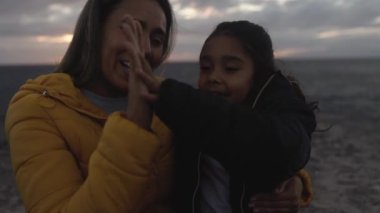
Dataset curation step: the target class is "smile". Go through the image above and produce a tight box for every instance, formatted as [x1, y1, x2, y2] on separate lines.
[209, 91, 228, 97]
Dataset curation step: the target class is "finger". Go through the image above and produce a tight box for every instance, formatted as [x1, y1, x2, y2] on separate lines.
[132, 19, 145, 54]
[250, 194, 283, 202]
[141, 92, 159, 103]
[139, 53, 153, 74]
[135, 67, 160, 92]
[284, 175, 303, 197]
[275, 180, 289, 193]
[251, 185, 301, 200]
[121, 16, 145, 56]
[251, 193, 298, 201]
[117, 41, 135, 78]
[135, 54, 160, 92]
[120, 16, 140, 49]
[120, 15, 134, 38]
[120, 41, 141, 73]
[252, 207, 298, 213]
[250, 200, 299, 209]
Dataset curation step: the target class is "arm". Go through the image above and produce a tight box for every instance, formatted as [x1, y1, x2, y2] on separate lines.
[154, 78, 315, 191]
[298, 169, 313, 207]
[248, 169, 313, 212]
[5, 97, 160, 212]
[124, 17, 153, 130]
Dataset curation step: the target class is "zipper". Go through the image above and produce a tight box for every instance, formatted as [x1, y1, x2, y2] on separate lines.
[42, 89, 49, 97]
[240, 183, 246, 213]
[192, 152, 202, 213]
[251, 73, 276, 109]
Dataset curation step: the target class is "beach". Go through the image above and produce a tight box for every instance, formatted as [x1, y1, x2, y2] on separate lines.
[1, 59, 379, 212]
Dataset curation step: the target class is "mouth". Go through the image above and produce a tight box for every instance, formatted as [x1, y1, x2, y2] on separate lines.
[209, 91, 228, 98]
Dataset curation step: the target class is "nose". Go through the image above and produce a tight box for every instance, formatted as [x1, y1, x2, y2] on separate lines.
[208, 68, 222, 84]
[142, 34, 153, 62]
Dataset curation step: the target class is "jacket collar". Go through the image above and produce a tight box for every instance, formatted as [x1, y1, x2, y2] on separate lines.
[16, 73, 109, 121]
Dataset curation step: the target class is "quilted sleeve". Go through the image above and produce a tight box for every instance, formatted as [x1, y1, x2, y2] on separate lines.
[5, 95, 161, 212]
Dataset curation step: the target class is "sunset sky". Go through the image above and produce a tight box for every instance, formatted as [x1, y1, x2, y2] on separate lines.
[0, 0, 379, 64]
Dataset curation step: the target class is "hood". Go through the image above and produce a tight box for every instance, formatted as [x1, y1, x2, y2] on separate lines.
[10, 73, 108, 120]
[247, 71, 278, 110]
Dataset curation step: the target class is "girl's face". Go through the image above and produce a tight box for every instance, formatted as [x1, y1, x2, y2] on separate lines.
[100, 0, 167, 96]
[198, 35, 255, 104]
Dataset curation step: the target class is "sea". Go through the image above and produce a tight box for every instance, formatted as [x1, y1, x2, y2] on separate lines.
[1, 59, 379, 212]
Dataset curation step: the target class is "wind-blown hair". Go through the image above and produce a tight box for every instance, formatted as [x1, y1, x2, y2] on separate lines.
[205, 21, 276, 85]
[204, 21, 318, 111]
[56, 0, 175, 87]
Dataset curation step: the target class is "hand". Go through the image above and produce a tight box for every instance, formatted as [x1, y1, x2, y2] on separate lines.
[119, 15, 153, 129]
[134, 67, 165, 103]
[120, 15, 164, 103]
[119, 15, 147, 73]
[248, 175, 303, 213]
[119, 15, 149, 59]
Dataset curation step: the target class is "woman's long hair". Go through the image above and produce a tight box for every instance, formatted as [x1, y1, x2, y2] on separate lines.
[55, 0, 175, 87]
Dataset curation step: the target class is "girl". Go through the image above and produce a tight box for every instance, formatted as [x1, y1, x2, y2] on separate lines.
[136, 21, 316, 212]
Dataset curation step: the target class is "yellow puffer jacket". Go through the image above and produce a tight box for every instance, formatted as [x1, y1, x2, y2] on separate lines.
[5, 73, 174, 212]
[5, 73, 313, 212]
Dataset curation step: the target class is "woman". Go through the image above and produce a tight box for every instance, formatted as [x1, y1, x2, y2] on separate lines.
[6, 0, 175, 212]
[5, 0, 312, 212]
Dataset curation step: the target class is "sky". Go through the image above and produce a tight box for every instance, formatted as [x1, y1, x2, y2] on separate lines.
[0, 0, 379, 64]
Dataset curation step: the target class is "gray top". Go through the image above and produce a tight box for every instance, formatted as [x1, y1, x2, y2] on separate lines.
[199, 155, 232, 213]
[81, 89, 128, 114]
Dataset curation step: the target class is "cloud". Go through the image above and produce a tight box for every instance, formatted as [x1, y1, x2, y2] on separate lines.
[0, 35, 69, 64]
[226, 3, 264, 14]
[274, 47, 314, 58]
[317, 27, 380, 39]
[0, 0, 81, 64]
[373, 16, 380, 24]
[0, 0, 84, 37]
[171, 0, 380, 60]
[175, 5, 223, 20]
[35, 34, 73, 43]
[0, 0, 379, 64]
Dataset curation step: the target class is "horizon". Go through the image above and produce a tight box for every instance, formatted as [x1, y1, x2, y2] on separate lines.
[0, 57, 379, 67]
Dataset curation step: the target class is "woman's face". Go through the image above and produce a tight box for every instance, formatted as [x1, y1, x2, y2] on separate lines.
[198, 35, 255, 104]
[100, 0, 167, 96]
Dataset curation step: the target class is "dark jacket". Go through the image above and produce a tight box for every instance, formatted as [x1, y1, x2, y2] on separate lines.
[154, 72, 316, 212]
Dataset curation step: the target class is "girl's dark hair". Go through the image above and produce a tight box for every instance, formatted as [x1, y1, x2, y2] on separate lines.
[205, 21, 318, 111]
[205, 21, 276, 83]
[204, 21, 277, 107]
[55, 0, 175, 86]
[286, 75, 319, 111]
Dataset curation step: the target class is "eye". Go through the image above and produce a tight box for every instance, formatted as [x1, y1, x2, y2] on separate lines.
[151, 36, 164, 47]
[200, 65, 211, 70]
[225, 66, 240, 72]
[200, 63, 212, 73]
[223, 59, 242, 73]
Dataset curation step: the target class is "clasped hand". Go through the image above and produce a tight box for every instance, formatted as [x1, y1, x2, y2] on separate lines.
[119, 15, 165, 104]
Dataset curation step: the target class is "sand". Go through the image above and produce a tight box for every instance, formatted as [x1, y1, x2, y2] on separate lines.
[2, 118, 379, 212]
